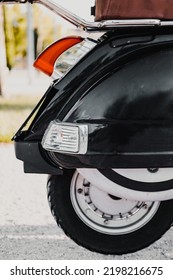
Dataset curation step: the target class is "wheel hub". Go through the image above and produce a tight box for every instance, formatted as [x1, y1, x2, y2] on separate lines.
[71, 171, 160, 235]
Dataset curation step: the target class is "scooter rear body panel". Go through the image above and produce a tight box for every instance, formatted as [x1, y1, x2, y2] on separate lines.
[14, 26, 173, 170]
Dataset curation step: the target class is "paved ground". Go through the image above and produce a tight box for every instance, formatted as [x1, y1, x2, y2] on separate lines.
[0, 144, 173, 260]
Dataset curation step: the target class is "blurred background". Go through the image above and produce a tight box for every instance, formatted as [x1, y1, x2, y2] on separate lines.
[0, 0, 94, 143]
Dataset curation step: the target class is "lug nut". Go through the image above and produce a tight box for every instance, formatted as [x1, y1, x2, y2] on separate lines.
[77, 188, 83, 194]
[143, 203, 148, 209]
[104, 220, 109, 225]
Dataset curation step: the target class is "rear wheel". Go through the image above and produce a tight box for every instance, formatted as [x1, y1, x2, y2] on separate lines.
[47, 170, 173, 255]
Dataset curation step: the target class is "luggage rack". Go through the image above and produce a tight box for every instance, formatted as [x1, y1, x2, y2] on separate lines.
[2, 0, 173, 31]
[34, 0, 173, 31]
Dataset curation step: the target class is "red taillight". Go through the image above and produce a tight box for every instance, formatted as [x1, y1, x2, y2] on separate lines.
[33, 36, 83, 76]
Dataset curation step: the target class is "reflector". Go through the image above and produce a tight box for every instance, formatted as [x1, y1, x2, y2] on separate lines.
[33, 37, 83, 76]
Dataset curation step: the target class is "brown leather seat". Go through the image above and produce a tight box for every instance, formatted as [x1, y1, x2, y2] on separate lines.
[95, 0, 173, 21]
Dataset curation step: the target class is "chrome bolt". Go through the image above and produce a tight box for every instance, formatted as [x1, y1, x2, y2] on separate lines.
[143, 203, 148, 209]
[77, 188, 83, 194]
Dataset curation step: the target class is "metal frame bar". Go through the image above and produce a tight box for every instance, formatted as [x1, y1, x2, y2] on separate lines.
[1, 0, 173, 31]
[37, 0, 162, 31]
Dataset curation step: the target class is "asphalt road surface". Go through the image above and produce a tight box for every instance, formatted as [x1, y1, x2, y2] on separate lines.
[0, 144, 173, 260]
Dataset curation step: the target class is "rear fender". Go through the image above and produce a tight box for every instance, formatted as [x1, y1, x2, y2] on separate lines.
[14, 29, 173, 168]
[64, 46, 173, 155]
[51, 43, 173, 168]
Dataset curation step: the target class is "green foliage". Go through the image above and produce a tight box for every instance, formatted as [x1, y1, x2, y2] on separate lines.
[3, 6, 15, 69]
[3, 4, 56, 69]
[3, 5, 27, 69]
[12, 5, 27, 58]
[33, 4, 55, 56]
[0, 96, 40, 143]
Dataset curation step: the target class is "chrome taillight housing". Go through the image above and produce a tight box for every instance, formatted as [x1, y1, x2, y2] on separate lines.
[34, 37, 96, 80]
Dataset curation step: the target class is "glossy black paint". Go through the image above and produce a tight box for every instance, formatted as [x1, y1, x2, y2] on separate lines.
[14, 26, 173, 170]
[15, 140, 62, 174]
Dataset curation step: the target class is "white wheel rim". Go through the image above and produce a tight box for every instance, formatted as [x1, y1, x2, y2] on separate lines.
[70, 171, 160, 235]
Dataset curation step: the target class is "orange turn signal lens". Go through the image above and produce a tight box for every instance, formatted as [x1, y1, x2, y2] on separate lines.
[33, 36, 83, 76]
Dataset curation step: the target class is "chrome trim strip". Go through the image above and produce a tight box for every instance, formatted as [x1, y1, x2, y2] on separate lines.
[51, 38, 97, 80]
[161, 21, 173, 26]
[118, 151, 173, 155]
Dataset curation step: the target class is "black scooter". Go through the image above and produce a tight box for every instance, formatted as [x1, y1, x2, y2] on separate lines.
[2, 0, 173, 255]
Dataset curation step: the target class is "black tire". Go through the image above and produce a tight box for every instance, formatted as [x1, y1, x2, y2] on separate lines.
[47, 170, 173, 255]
